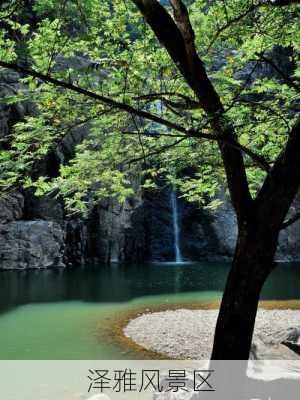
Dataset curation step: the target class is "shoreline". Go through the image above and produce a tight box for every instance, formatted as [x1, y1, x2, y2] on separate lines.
[124, 307, 300, 360]
[99, 299, 300, 360]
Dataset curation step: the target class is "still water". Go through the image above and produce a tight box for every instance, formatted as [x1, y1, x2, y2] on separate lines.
[0, 262, 299, 359]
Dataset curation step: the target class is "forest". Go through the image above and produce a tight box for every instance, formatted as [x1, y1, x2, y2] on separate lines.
[0, 0, 299, 371]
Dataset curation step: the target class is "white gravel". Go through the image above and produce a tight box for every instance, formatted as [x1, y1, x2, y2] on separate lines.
[124, 309, 300, 359]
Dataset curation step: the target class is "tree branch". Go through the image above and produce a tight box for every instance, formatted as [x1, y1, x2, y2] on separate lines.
[256, 117, 300, 230]
[0, 60, 270, 173]
[134, 92, 200, 109]
[132, 0, 254, 221]
[134, 92, 197, 104]
[206, 0, 300, 51]
[0, 60, 192, 134]
[126, 136, 188, 165]
[256, 52, 300, 92]
[121, 129, 270, 172]
[206, 3, 262, 52]
[122, 130, 185, 138]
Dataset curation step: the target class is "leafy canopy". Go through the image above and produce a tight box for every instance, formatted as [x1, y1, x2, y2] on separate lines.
[0, 0, 299, 213]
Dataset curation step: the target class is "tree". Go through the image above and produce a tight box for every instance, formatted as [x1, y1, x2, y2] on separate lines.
[0, 0, 299, 359]
[130, 0, 300, 360]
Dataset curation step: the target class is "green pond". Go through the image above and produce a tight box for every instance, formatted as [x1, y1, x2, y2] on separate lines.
[0, 262, 299, 360]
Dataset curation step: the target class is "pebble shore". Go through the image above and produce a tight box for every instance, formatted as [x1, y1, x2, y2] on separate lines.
[124, 309, 300, 359]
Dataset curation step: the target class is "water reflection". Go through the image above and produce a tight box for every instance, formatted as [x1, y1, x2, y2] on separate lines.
[0, 262, 299, 314]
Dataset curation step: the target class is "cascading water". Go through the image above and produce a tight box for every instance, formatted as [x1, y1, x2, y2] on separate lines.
[170, 190, 183, 263]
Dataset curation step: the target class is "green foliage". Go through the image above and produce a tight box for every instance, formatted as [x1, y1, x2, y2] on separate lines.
[0, 0, 299, 212]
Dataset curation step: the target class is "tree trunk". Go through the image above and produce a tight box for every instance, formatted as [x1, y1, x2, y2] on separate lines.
[211, 223, 279, 360]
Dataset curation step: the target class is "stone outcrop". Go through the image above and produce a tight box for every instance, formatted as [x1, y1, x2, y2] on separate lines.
[0, 49, 299, 268]
[24, 192, 64, 223]
[181, 189, 237, 261]
[137, 185, 300, 263]
[0, 70, 32, 139]
[64, 219, 87, 266]
[0, 192, 24, 224]
[0, 220, 65, 269]
[139, 186, 230, 262]
[1, 179, 300, 268]
[85, 187, 146, 264]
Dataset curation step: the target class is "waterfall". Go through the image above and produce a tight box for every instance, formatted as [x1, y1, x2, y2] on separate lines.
[170, 190, 183, 263]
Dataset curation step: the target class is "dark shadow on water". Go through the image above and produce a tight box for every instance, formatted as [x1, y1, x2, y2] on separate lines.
[0, 261, 299, 314]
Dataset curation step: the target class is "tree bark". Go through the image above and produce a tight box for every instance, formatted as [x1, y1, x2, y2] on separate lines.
[1, 0, 298, 363]
[132, 0, 300, 362]
[211, 119, 300, 360]
[211, 222, 279, 360]
[132, 0, 254, 221]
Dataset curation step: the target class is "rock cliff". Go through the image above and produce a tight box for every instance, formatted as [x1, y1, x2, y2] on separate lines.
[0, 54, 299, 269]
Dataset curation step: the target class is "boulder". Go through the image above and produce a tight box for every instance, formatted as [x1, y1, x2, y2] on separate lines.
[251, 326, 300, 359]
[0, 220, 65, 269]
[251, 336, 300, 360]
[273, 326, 300, 355]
